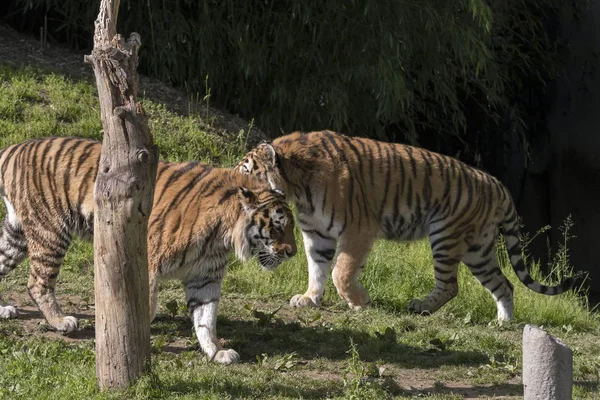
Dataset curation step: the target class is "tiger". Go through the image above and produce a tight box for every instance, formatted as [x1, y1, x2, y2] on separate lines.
[0, 136, 296, 364]
[236, 130, 573, 323]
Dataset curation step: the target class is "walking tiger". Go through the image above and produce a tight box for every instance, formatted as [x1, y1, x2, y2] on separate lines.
[0, 137, 297, 364]
[237, 130, 572, 322]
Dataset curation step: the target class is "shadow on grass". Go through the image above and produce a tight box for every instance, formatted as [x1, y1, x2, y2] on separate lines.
[162, 377, 344, 400]
[152, 314, 489, 369]
[397, 382, 523, 398]
[161, 377, 524, 400]
[12, 304, 488, 369]
[574, 380, 600, 393]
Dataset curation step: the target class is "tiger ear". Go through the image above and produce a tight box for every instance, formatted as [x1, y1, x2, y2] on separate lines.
[260, 143, 278, 167]
[238, 187, 258, 213]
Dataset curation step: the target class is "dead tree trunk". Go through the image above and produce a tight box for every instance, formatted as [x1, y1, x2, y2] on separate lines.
[85, 0, 158, 389]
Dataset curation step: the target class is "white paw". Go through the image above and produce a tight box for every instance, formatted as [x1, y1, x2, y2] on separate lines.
[497, 313, 512, 325]
[57, 316, 78, 334]
[408, 299, 430, 315]
[289, 294, 318, 308]
[0, 305, 18, 319]
[213, 349, 240, 365]
[496, 302, 513, 324]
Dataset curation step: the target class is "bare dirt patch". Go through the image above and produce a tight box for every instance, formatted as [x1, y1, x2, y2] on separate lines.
[4, 292, 95, 342]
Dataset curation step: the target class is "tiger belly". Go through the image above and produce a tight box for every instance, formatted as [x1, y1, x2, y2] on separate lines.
[378, 213, 429, 241]
[158, 251, 229, 283]
[294, 201, 346, 239]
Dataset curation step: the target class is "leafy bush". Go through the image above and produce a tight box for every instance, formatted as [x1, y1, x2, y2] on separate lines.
[1, 0, 585, 150]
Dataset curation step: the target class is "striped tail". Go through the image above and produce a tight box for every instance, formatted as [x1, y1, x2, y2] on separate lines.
[501, 201, 573, 295]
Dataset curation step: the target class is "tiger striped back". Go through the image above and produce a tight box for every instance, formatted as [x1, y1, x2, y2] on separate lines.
[0, 137, 296, 364]
[237, 130, 572, 322]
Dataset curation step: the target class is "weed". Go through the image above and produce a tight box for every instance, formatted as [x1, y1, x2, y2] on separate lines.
[374, 326, 397, 349]
[164, 299, 180, 319]
[245, 303, 283, 325]
[203, 74, 212, 120]
[342, 339, 389, 399]
[297, 311, 322, 327]
[257, 352, 300, 372]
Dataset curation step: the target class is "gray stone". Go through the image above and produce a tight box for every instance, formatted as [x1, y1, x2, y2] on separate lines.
[523, 324, 572, 400]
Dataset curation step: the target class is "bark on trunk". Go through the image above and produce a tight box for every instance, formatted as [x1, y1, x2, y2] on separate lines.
[85, 0, 158, 389]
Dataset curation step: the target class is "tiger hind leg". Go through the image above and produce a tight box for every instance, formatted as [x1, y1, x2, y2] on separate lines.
[408, 235, 467, 316]
[25, 226, 77, 334]
[463, 229, 514, 322]
[0, 198, 28, 318]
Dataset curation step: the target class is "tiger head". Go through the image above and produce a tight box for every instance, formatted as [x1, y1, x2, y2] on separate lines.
[233, 186, 297, 270]
[236, 143, 286, 194]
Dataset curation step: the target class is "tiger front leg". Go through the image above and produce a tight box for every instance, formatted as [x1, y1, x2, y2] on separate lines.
[0, 214, 28, 319]
[0, 295, 18, 319]
[331, 239, 373, 311]
[27, 258, 77, 334]
[290, 230, 337, 308]
[185, 279, 239, 365]
[149, 275, 159, 322]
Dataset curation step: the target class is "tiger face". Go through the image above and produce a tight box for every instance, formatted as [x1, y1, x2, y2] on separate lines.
[237, 143, 284, 192]
[236, 187, 296, 270]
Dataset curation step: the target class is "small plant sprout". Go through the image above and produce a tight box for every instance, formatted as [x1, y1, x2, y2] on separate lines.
[297, 312, 322, 326]
[244, 303, 283, 324]
[165, 299, 179, 318]
[203, 74, 212, 119]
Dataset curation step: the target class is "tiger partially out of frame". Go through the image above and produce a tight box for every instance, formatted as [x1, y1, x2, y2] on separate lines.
[237, 130, 573, 322]
[0, 137, 297, 364]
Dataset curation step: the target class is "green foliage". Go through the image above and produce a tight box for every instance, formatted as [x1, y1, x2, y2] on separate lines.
[0, 63, 246, 166]
[0, 64, 102, 147]
[0, 338, 98, 399]
[3, 0, 585, 146]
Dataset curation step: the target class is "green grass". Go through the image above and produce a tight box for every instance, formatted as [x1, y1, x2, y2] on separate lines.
[0, 62, 599, 399]
[0, 64, 249, 167]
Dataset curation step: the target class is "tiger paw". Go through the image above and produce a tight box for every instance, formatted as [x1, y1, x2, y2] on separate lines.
[213, 349, 240, 365]
[0, 305, 18, 319]
[289, 294, 318, 308]
[55, 316, 78, 334]
[348, 300, 371, 311]
[408, 299, 431, 316]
